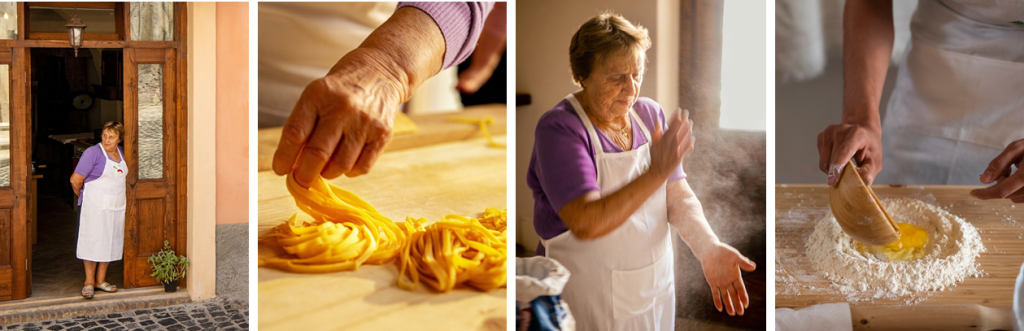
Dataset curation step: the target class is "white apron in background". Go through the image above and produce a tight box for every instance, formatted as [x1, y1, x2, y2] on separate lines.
[542, 94, 674, 331]
[257, 2, 461, 128]
[77, 147, 127, 262]
[877, 0, 1024, 185]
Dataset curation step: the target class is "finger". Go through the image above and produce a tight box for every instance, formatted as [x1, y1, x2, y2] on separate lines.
[857, 156, 881, 186]
[653, 116, 664, 142]
[1008, 187, 1024, 199]
[710, 284, 723, 312]
[982, 141, 1024, 184]
[737, 255, 757, 272]
[347, 139, 386, 177]
[320, 130, 366, 179]
[734, 278, 750, 310]
[817, 129, 834, 174]
[674, 110, 691, 144]
[827, 132, 861, 187]
[729, 284, 744, 316]
[971, 171, 1024, 200]
[273, 88, 322, 176]
[675, 118, 694, 157]
[723, 286, 736, 316]
[293, 115, 346, 188]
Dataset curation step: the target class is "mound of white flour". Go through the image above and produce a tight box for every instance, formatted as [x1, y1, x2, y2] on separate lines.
[806, 198, 985, 294]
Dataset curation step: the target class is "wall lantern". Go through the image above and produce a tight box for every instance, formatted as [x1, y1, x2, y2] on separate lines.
[65, 3, 87, 56]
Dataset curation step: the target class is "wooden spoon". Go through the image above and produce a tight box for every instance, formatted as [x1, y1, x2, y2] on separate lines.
[829, 160, 901, 245]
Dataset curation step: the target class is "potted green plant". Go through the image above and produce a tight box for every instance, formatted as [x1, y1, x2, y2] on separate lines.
[148, 240, 190, 292]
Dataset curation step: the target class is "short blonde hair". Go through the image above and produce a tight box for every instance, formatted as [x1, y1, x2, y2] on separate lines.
[569, 12, 651, 85]
[102, 121, 124, 142]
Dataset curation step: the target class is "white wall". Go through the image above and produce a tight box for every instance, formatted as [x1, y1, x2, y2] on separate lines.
[515, 0, 679, 253]
[775, 59, 900, 183]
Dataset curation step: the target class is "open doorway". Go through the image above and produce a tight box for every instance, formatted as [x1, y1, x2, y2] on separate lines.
[29, 47, 123, 300]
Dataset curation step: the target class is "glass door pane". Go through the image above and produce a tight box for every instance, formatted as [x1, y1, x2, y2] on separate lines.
[138, 63, 162, 179]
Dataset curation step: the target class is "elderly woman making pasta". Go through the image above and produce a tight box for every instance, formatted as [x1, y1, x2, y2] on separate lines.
[526, 13, 756, 330]
[70, 121, 127, 299]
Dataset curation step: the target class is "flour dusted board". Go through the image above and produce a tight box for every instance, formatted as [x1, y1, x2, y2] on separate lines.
[258, 136, 507, 331]
[776, 185, 1024, 308]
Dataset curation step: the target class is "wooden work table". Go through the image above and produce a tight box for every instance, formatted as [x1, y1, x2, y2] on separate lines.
[776, 185, 1024, 310]
[257, 110, 507, 330]
[256, 104, 506, 172]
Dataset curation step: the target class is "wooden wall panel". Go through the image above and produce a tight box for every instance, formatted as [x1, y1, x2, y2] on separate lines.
[138, 198, 166, 256]
[0, 266, 11, 297]
[0, 208, 11, 267]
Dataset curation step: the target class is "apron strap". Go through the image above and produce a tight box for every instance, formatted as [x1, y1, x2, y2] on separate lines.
[566, 93, 605, 157]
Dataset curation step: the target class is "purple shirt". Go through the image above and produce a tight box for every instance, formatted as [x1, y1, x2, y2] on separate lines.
[527, 97, 686, 254]
[397, 2, 495, 70]
[74, 144, 124, 206]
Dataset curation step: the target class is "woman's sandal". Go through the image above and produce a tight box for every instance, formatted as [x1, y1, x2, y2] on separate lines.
[96, 282, 118, 293]
[82, 285, 94, 299]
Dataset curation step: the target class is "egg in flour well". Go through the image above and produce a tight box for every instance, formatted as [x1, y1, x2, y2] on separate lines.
[854, 222, 929, 262]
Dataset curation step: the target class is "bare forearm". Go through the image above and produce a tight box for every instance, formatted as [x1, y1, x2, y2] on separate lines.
[329, 7, 446, 104]
[559, 171, 670, 240]
[842, 0, 893, 129]
[667, 179, 720, 259]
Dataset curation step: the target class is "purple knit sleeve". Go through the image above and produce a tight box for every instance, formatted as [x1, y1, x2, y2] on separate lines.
[397, 2, 495, 69]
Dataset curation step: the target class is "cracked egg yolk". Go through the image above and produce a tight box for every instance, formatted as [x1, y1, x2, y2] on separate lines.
[855, 222, 929, 262]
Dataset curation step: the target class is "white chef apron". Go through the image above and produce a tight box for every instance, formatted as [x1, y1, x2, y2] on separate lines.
[877, 0, 1024, 185]
[542, 93, 674, 331]
[77, 147, 127, 262]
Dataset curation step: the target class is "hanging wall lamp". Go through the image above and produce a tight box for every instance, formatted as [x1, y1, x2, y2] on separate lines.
[65, 3, 87, 57]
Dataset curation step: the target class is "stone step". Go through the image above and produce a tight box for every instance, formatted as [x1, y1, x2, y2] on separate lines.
[0, 287, 189, 325]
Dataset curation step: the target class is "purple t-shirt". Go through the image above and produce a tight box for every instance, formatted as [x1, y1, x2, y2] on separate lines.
[397, 2, 495, 70]
[526, 97, 686, 254]
[73, 144, 124, 206]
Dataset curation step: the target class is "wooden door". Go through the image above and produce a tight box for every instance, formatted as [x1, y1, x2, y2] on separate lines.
[122, 47, 178, 288]
[0, 47, 31, 301]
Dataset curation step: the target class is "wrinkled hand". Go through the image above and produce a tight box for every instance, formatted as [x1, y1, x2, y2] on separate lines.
[272, 48, 404, 187]
[818, 122, 882, 186]
[696, 242, 756, 316]
[971, 139, 1024, 202]
[650, 109, 694, 180]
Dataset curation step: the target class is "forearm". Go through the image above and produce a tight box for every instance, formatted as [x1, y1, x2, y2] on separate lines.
[841, 0, 893, 130]
[329, 7, 445, 103]
[667, 179, 720, 259]
[559, 171, 670, 240]
[70, 173, 84, 196]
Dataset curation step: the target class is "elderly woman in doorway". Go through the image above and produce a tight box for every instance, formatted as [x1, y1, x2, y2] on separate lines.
[526, 13, 756, 330]
[70, 121, 127, 299]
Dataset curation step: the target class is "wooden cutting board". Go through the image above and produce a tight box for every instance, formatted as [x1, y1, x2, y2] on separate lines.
[258, 136, 508, 331]
[257, 104, 507, 172]
[776, 185, 1024, 309]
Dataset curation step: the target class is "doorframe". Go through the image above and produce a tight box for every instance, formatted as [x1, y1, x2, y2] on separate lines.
[4, 2, 189, 301]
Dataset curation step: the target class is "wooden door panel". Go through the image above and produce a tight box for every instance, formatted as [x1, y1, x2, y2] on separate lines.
[123, 47, 177, 288]
[0, 47, 31, 301]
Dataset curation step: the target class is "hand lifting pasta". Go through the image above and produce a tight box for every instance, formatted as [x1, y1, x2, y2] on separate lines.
[258, 174, 507, 293]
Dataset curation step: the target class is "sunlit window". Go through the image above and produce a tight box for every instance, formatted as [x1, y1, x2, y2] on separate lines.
[719, 1, 766, 131]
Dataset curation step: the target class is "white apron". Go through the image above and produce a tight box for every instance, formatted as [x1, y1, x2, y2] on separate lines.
[877, 0, 1024, 185]
[542, 94, 674, 331]
[77, 147, 127, 262]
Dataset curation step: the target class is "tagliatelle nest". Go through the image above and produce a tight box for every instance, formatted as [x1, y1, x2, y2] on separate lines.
[397, 208, 507, 292]
[258, 174, 507, 292]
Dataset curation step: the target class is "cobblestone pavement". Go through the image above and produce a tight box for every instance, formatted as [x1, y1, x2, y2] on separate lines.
[0, 298, 248, 331]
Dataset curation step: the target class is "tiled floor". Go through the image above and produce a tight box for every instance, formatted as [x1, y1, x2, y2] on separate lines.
[0, 297, 249, 331]
[32, 195, 124, 300]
